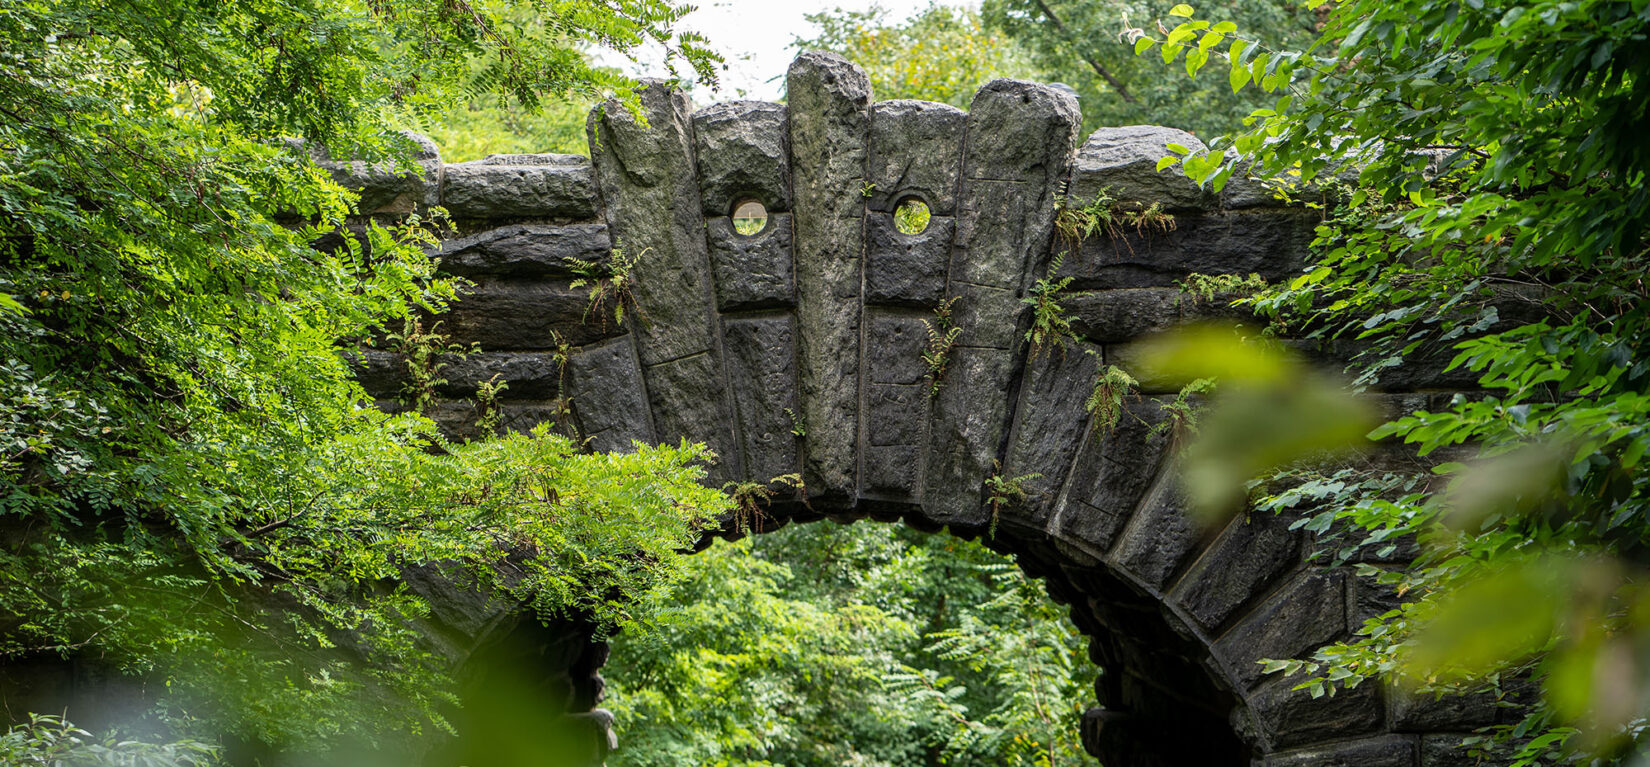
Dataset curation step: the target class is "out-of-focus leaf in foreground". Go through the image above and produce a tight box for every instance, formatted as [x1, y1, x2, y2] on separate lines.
[1138, 324, 1379, 522]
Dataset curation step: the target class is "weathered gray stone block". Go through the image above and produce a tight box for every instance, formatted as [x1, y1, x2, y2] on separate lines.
[867, 99, 965, 215]
[863, 444, 921, 499]
[693, 100, 791, 216]
[865, 313, 929, 386]
[1067, 287, 1258, 343]
[1391, 686, 1501, 731]
[441, 280, 616, 350]
[435, 224, 609, 279]
[442, 159, 597, 220]
[589, 81, 722, 368]
[867, 384, 924, 447]
[474, 153, 588, 167]
[1170, 511, 1303, 633]
[723, 316, 802, 483]
[1216, 570, 1348, 690]
[1108, 478, 1204, 591]
[1054, 397, 1172, 552]
[1419, 734, 1518, 766]
[1258, 734, 1416, 767]
[1069, 125, 1211, 211]
[949, 283, 1020, 350]
[311, 132, 442, 215]
[865, 212, 952, 306]
[706, 214, 794, 311]
[1249, 676, 1388, 751]
[1058, 209, 1316, 290]
[1003, 343, 1101, 529]
[643, 351, 740, 482]
[429, 352, 563, 399]
[923, 346, 1015, 528]
[565, 336, 654, 452]
[789, 51, 871, 502]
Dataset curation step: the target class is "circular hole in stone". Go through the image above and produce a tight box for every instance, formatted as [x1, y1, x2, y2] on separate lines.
[732, 199, 768, 236]
[894, 196, 931, 235]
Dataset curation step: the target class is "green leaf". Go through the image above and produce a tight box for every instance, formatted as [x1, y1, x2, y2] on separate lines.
[1169, 4, 1195, 17]
[1156, 156, 1181, 172]
[1134, 36, 1156, 55]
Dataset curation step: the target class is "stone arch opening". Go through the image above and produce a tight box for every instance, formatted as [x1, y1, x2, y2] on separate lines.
[676, 508, 1254, 766]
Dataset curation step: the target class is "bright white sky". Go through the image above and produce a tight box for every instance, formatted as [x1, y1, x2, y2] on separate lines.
[598, 0, 976, 101]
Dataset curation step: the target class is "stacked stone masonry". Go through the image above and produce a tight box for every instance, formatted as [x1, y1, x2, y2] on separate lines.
[339, 52, 1515, 766]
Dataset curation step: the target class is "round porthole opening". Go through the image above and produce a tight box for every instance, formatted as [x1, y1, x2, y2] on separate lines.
[732, 199, 768, 236]
[894, 197, 931, 235]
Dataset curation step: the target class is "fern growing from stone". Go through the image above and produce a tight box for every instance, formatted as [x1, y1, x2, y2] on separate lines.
[569, 245, 644, 329]
[922, 297, 964, 397]
[1022, 253, 1080, 358]
[1085, 358, 1140, 438]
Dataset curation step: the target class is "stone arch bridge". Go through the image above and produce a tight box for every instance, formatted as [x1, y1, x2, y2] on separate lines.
[345, 52, 1511, 767]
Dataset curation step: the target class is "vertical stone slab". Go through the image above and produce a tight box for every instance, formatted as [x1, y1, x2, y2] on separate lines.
[693, 101, 791, 216]
[1001, 342, 1101, 531]
[788, 51, 871, 503]
[861, 313, 930, 500]
[922, 79, 1080, 527]
[564, 336, 655, 454]
[866, 100, 965, 215]
[588, 82, 739, 479]
[723, 316, 803, 484]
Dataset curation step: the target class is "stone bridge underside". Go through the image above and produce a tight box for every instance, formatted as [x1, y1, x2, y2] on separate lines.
[347, 52, 1514, 767]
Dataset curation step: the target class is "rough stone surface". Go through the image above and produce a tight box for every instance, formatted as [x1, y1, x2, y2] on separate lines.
[1002, 343, 1101, 529]
[1171, 512, 1304, 633]
[643, 352, 739, 483]
[565, 337, 654, 453]
[1068, 287, 1256, 343]
[1053, 398, 1172, 554]
[440, 280, 617, 350]
[922, 346, 1014, 527]
[789, 51, 871, 502]
[589, 82, 721, 367]
[1058, 209, 1316, 290]
[310, 132, 442, 215]
[867, 99, 966, 215]
[706, 214, 794, 311]
[1248, 675, 1388, 750]
[1069, 125, 1211, 210]
[1216, 570, 1348, 690]
[1259, 735, 1417, 767]
[865, 212, 952, 306]
[442, 159, 597, 220]
[924, 79, 1079, 529]
[476, 153, 588, 166]
[1108, 478, 1204, 591]
[435, 224, 609, 278]
[723, 316, 803, 483]
[693, 100, 791, 216]
[1391, 687, 1502, 731]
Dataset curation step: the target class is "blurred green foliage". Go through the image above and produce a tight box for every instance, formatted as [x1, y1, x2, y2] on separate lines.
[1131, 0, 1650, 759]
[604, 522, 1097, 767]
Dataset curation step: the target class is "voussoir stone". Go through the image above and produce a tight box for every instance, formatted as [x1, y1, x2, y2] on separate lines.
[693, 100, 791, 216]
[1070, 125, 1212, 210]
[1259, 734, 1418, 767]
[867, 99, 966, 215]
[789, 50, 871, 502]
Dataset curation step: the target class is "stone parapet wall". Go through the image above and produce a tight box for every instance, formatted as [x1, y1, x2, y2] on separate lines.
[334, 52, 1510, 766]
